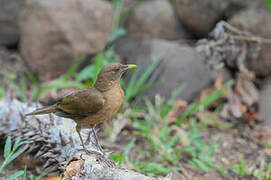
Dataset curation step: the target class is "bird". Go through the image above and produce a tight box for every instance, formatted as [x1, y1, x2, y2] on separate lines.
[25, 63, 136, 151]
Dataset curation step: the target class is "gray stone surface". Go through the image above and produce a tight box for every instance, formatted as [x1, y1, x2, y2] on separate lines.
[223, 0, 264, 18]
[115, 36, 214, 101]
[229, 7, 271, 77]
[125, 0, 190, 40]
[19, 0, 113, 81]
[259, 79, 271, 124]
[175, 0, 226, 37]
[0, 0, 24, 46]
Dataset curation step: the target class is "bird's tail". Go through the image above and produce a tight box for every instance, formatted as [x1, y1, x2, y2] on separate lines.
[25, 105, 57, 116]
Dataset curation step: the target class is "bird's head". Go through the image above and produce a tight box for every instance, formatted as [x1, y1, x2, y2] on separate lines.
[99, 63, 136, 80]
[95, 63, 136, 91]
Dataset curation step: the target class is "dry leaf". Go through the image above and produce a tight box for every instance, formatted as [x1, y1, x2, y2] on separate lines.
[172, 126, 190, 146]
[263, 148, 271, 155]
[196, 111, 217, 126]
[200, 74, 227, 108]
[167, 99, 187, 124]
[251, 125, 271, 147]
[214, 74, 224, 89]
[235, 72, 259, 106]
[228, 89, 243, 118]
[41, 177, 61, 180]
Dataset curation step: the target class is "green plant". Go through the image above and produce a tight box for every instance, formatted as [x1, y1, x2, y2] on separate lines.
[176, 80, 234, 126]
[184, 118, 226, 175]
[0, 84, 5, 99]
[228, 156, 271, 180]
[264, 0, 271, 10]
[130, 88, 185, 174]
[229, 155, 251, 176]
[109, 0, 140, 42]
[110, 138, 136, 165]
[126, 81, 234, 175]
[0, 136, 32, 180]
[123, 57, 163, 103]
[30, 173, 47, 180]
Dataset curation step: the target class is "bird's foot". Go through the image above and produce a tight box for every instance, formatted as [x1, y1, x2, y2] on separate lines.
[77, 147, 104, 156]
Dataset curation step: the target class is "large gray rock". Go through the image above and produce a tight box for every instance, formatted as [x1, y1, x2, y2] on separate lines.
[259, 79, 271, 124]
[115, 36, 214, 101]
[19, 0, 113, 81]
[223, 0, 264, 18]
[0, 0, 24, 46]
[125, 0, 189, 40]
[229, 7, 271, 77]
[175, 0, 226, 37]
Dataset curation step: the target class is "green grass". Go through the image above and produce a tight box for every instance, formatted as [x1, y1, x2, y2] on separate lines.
[265, 0, 271, 10]
[109, 0, 140, 42]
[110, 138, 136, 165]
[227, 154, 271, 180]
[0, 136, 32, 180]
[176, 80, 234, 125]
[123, 57, 163, 104]
[185, 118, 226, 175]
[109, 81, 234, 176]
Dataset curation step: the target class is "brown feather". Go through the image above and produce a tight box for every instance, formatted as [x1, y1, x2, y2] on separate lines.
[57, 87, 105, 116]
[25, 105, 57, 116]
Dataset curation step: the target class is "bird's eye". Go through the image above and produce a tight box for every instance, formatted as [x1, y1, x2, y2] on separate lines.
[114, 67, 121, 72]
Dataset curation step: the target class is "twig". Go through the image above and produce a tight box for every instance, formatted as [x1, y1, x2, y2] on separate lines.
[231, 35, 271, 44]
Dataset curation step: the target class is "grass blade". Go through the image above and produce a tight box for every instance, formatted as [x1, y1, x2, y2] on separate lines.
[21, 166, 27, 180]
[134, 56, 162, 91]
[5, 146, 28, 166]
[6, 170, 24, 180]
[13, 137, 21, 151]
[123, 138, 136, 160]
[4, 136, 11, 159]
[176, 80, 234, 125]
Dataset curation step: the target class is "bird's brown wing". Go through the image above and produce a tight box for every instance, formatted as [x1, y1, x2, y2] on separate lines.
[56, 87, 105, 117]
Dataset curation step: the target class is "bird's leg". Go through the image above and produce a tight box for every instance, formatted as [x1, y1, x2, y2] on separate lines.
[92, 127, 103, 153]
[76, 125, 86, 150]
[85, 129, 95, 145]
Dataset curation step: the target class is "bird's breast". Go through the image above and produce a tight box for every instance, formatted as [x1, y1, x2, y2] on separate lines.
[103, 83, 124, 115]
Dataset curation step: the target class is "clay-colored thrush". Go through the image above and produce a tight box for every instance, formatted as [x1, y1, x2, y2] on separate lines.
[25, 63, 136, 150]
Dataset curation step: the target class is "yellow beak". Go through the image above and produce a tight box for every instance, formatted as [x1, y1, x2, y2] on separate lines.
[125, 64, 137, 70]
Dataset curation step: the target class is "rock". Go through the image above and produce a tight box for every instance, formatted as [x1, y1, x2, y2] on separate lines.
[259, 79, 271, 124]
[229, 7, 271, 77]
[125, 0, 190, 40]
[0, 48, 26, 76]
[115, 36, 214, 101]
[223, 0, 264, 18]
[19, 0, 113, 81]
[175, 0, 226, 37]
[0, 48, 27, 92]
[0, 0, 24, 46]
